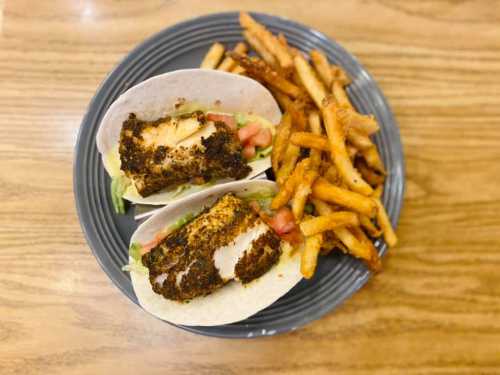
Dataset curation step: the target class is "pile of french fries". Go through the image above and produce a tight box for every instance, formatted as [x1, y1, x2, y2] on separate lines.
[201, 12, 398, 278]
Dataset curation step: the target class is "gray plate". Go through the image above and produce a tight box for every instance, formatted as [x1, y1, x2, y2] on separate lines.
[74, 12, 404, 338]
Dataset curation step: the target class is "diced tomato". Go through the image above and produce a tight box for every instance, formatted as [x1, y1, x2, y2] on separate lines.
[248, 128, 272, 148]
[207, 113, 236, 130]
[269, 207, 296, 235]
[238, 122, 261, 144]
[242, 145, 256, 159]
[141, 231, 168, 254]
[281, 229, 303, 245]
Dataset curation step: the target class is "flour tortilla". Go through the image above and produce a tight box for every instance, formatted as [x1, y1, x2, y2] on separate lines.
[129, 180, 302, 326]
[96, 69, 281, 205]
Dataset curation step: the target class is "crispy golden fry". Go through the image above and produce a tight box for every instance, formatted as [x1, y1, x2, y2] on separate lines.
[372, 184, 383, 199]
[312, 177, 377, 217]
[312, 199, 380, 270]
[300, 212, 359, 236]
[332, 81, 354, 110]
[243, 30, 278, 68]
[271, 158, 310, 209]
[337, 108, 380, 135]
[347, 145, 358, 161]
[321, 99, 373, 195]
[292, 169, 319, 220]
[308, 111, 323, 134]
[239, 12, 293, 70]
[331, 65, 351, 86]
[290, 132, 330, 151]
[374, 197, 398, 247]
[293, 54, 328, 109]
[356, 158, 385, 186]
[301, 232, 323, 278]
[307, 111, 323, 169]
[361, 146, 386, 174]
[271, 89, 308, 130]
[346, 128, 374, 150]
[200, 42, 225, 69]
[231, 65, 246, 75]
[217, 42, 247, 72]
[231, 53, 302, 98]
[321, 231, 347, 255]
[359, 215, 383, 238]
[324, 164, 340, 185]
[276, 143, 301, 186]
[271, 112, 292, 173]
[310, 49, 333, 87]
[351, 226, 382, 271]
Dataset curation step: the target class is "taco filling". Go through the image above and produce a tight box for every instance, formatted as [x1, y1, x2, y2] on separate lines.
[118, 110, 273, 198]
[141, 193, 282, 302]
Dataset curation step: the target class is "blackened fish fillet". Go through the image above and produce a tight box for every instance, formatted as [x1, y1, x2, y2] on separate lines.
[119, 111, 251, 197]
[141, 193, 282, 302]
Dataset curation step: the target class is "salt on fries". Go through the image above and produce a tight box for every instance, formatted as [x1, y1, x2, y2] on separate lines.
[200, 12, 398, 277]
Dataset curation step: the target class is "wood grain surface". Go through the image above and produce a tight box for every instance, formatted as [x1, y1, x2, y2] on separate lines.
[1, 1, 500, 374]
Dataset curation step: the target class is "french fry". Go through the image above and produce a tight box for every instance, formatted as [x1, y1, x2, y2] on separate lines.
[293, 54, 328, 109]
[271, 158, 310, 209]
[307, 111, 323, 169]
[231, 53, 302, 98]
[372, 184, 383, 199]
[276, 143, 301, 186]
[356, 158, 385, 186]
[231, 65, 246, 75]
[321, 99, 373, 195]
[312, 177, 377, 217]
[324, 164, 340, 185]
[301, 232, 323, 279]
[310, 49, 333, 87]
[347, 145, 358, 161]
[346, 128, 374, 150]
[200, 42, 225, 69]
[271, 89, 308, 130]
[271, 112, 292, 173]
[243, 30, 278, 68]
[239, 12, 293, 70]
[321, 231, 347, 255]
[332, 81, 354, 110]
[374, 198, 398, 247]
[337, 108, 380, 135]
[359, 215, 383, 238]
[217, 42, 247, 72]
[331, 65, 351, 86]
[300, 211, 359, 236]
[360, 146, 386, 174]
[292, 169, 319, 220]
[350, 226, 382, 271]
[310, 199, 376, 267]
[290, 132, 330, 151]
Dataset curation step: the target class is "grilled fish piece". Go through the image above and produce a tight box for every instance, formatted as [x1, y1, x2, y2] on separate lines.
[141, 193, 282, 302]
[119, 111, 251, 197]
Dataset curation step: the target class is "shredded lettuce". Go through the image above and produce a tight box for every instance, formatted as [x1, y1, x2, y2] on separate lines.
[122, 242, 147, 274]
[235, 112, 247, 128]
[171, 212, 196, 231]
[110, 176, 130, 214]
[249, 145, 272, 162]
[129, 243, 142, 262]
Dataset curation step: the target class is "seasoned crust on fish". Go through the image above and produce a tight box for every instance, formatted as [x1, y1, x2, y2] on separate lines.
[119, 111, 251, 197]
[141, 193, 282, 302]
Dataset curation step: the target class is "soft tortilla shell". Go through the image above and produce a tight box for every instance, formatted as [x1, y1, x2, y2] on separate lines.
[129, 180, 302, 326]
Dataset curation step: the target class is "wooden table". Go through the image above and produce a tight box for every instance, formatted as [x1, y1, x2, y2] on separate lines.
[2, 1, 499, 374]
